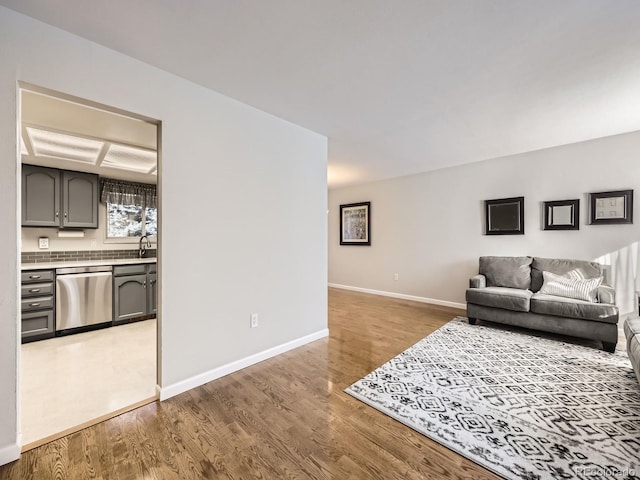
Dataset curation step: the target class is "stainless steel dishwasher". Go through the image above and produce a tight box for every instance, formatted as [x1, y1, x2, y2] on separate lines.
[55, 265, 113, 332]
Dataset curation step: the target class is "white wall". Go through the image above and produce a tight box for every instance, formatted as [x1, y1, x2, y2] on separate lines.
[329, 131, 640, 314]
[0, 7, 327, 463]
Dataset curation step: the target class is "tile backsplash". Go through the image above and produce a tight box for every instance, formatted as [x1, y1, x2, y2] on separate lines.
[22, 249, 157, 264]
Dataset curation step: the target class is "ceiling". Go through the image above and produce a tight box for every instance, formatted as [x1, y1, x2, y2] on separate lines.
[3, 1, 640, 189]
[21, 89, 158, 184]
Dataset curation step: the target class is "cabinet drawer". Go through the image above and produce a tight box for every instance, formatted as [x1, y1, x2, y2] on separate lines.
[147, 263, 157, 274]
[21, 282, 54, 298]
[114, 264, 147, 276]
[22, 310, 54, 340]
[21, 270, 54, 283]
[21, 296, 54, 312]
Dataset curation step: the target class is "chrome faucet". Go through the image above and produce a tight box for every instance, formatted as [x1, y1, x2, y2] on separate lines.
[139, 235, 151, 258]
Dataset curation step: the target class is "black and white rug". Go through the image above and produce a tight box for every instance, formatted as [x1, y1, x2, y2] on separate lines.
[345, 317, 640, 480]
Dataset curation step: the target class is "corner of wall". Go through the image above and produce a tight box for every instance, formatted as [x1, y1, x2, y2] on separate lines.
[0, 441, 21, 467]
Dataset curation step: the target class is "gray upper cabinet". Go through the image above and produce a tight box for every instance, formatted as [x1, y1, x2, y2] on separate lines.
[22, 165, 61, 227]
[62, 171, 99, 228]
[22, 165, 98, 229]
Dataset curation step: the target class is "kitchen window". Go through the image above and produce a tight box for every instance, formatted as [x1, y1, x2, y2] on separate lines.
[101, 178, 157, 240]
[106, 203, 157, 238]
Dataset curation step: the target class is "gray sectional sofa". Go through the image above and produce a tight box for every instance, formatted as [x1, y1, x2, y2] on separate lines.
[624, 317, 640, 384]
[466, 256, 619, 352]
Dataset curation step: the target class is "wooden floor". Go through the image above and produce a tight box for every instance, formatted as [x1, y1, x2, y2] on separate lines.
[0, 288, 502, 480]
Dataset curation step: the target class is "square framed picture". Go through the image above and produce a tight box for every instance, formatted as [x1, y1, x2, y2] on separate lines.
[340, 202, 370, 245]
[543, 199, 579, 230]
[589, 190, 633, 225]
[485, 197, 524, 235]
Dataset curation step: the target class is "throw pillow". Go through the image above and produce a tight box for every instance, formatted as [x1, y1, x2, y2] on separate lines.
[479, 256, 533, 290]
[538, 271, 603, 303]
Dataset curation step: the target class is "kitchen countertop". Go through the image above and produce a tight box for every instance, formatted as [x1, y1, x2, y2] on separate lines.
[22, 257, 157, 270]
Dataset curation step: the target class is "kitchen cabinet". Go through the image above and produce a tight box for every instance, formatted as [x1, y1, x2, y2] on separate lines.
[21, 269, 55, 342]
[22, 164, 98, 228]
[21, 165, 61, 227]
[61, 170, 99, 228]
[113, 263, 157, 324]
[147, 272, 157, 314]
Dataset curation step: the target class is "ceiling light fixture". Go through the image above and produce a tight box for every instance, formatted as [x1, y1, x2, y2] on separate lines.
[101, 144, 157, 173]
[27, 127, 103, 164]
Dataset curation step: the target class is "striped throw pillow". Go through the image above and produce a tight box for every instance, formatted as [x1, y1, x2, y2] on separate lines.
[538, 271, 603, 303]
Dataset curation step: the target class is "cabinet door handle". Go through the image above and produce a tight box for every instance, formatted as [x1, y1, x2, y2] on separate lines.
[29, 289, 41, 293]
[29, 303, 41, 307]
[55, 211, 59, 218]
[143, 281, 147, 288]
[29, 275, 41, 279]
[64, 212, 68, 218]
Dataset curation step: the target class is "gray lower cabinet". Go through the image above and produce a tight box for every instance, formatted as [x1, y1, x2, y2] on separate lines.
[21, 269, 55, 343]
[147, 272, 157, 314]
[22, 164, 98, 228]
[113, 263, 157, 324]
[113, 274, 147, 323]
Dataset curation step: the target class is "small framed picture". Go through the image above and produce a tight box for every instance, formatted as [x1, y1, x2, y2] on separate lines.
[543, 199, 579, 230]
[485, 197, 524, 235]
[589, 190, 633, 225]
[340, 202, 371, 245]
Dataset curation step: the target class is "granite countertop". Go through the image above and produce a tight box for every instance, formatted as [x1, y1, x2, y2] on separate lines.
[22, 257, 157, 270]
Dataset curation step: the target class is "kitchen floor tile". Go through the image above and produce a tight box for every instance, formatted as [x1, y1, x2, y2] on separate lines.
[21, 319, 157, 447]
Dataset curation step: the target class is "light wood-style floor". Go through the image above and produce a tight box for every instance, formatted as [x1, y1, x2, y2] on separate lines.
[1, 288, 549, 479]
[21, 319, 157, 449]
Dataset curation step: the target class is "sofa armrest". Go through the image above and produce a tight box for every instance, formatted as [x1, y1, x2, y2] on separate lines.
[598, 285, 616, 304]
[469, 274, 486, 289]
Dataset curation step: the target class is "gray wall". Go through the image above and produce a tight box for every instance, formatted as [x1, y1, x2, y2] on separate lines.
[0, 6, 327, 461]
[329, 130, 640, 314]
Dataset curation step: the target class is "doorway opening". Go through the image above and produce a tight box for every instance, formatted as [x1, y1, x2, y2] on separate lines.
[18, 83, 161, 449]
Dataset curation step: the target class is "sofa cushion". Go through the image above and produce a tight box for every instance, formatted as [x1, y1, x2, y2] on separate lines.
[479, 256, 533, 290]
[628, 335, 640, 383]
[624, 317, 640, 346]
[531, 257, 602, 292]
[530, 293, 618, 324]
[466, 287, 533, 312]
[597, 285, 616, 304]
[624, 318, 640, 383]
[538, 271, 603, 303]
[624, 317, 640, 341]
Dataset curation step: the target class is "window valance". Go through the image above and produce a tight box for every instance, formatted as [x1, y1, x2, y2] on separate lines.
[100, 178, 157, 209]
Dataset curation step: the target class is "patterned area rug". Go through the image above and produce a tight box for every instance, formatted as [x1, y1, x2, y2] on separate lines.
[346, 318, 640, 480]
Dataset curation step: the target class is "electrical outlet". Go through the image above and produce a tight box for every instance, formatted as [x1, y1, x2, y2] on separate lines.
[90, 239, 98, 249]
[393, 273, 399, 281]
[38, 237, 49, 249]
[250, 313, 259, 328]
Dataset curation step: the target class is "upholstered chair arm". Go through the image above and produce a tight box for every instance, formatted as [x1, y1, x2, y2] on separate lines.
[597, 285, 616, 304]
[469, 274, 486, 289]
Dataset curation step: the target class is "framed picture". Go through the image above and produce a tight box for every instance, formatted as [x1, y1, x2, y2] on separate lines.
[589, 190, 633, 225]
[543, 199, 579, 230]
[485, 197, 524, 235]
[340, 202, 370, 245]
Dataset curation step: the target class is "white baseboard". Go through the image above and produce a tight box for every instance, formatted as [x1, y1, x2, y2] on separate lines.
[159, 328, 329, 401]
[0, 442, 21, 467]
[328, 283, 466, 310]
